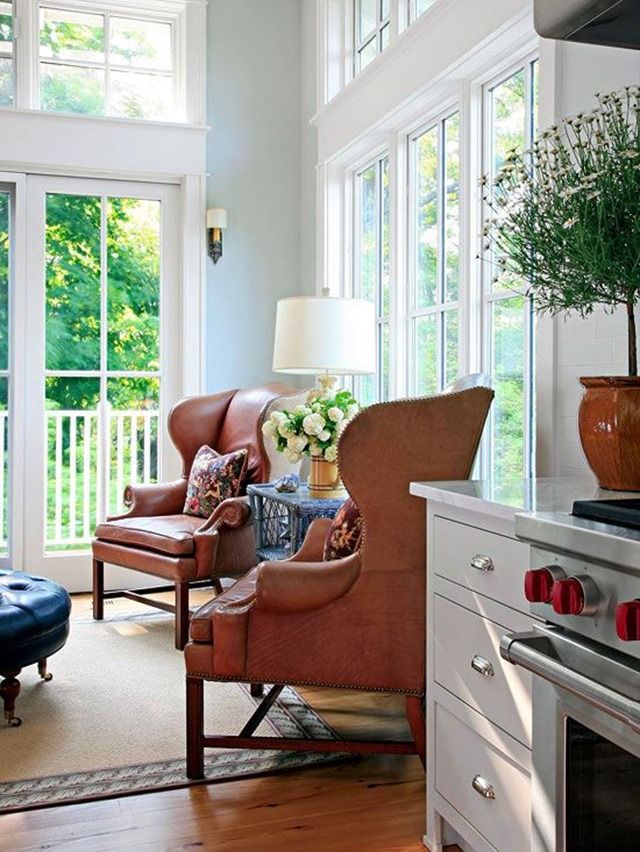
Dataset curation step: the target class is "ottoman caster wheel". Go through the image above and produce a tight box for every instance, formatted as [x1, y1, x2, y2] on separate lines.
[38, 660, 53, 682]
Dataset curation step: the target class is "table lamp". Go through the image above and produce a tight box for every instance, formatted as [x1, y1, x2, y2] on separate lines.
[272, 291, 376, 394]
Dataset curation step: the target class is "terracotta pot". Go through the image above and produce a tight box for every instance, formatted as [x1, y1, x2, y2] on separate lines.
[578, 376, 640, 491]
[308, 457, 345, 499]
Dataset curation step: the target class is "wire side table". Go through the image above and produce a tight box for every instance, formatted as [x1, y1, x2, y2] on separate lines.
[247, 483, 345, 562]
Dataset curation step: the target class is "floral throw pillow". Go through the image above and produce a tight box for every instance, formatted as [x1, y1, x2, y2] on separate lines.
[183, 446, 248, 518]
[322, 497, 363, 561]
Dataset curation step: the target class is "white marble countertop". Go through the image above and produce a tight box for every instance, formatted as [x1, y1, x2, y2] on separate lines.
[409, 476, 612, 522]
[411, 476, 640, 565]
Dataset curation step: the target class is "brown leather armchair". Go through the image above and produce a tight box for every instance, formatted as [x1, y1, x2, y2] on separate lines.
[184, 386, 493, 776]
[92, 383, 297, 649]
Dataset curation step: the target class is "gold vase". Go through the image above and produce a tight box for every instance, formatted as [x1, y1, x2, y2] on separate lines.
[308, 457, 345, 499]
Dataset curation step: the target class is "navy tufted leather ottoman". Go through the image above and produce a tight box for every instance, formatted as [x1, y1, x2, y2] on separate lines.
[0, 569, 71, 727]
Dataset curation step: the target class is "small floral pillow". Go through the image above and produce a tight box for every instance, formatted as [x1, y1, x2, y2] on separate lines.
[183, 446, 248, 518]
[323, 497, 363, 561]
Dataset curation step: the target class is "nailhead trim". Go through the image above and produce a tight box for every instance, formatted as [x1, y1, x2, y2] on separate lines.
[185, 671, 423, 696]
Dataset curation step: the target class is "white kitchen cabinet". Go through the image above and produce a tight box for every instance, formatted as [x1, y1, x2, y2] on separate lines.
[410, 479, 598, 852]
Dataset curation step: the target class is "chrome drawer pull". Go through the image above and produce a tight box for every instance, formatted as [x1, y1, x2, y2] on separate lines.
[472, 775, 496, 799]
[471, 655, 495, 678]
[470, 554, 494, 572]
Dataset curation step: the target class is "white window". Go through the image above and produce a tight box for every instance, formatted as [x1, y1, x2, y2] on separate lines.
[39, 5, 175, 120]
[481, 59, 538, 480]
[354, 154, 390, 404]
[0, 1, 14, 106]
[408, 111, 460, 395]
[354, 0, 390, 74]
[409, 0, 436, 24]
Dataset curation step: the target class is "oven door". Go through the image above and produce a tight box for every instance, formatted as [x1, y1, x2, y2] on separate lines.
[501, 626, 640, 852]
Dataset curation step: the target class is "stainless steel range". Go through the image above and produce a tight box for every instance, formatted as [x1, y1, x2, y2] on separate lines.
[500, 498, 640, 852]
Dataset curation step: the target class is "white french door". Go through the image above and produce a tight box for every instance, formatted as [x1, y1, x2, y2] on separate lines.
[21, 175, 182, 590]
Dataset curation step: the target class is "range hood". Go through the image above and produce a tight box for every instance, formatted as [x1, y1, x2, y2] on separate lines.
[535, 0, 640, 50]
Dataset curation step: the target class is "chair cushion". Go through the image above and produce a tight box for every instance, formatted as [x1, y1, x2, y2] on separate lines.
[94, 514, 203, 556]
[183, 446, 248, 518]
[0, 570, 71, 670]
[322, 497, 363, 561]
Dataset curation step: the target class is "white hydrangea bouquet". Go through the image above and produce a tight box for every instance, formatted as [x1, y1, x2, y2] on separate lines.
[262, 388, 360, 465]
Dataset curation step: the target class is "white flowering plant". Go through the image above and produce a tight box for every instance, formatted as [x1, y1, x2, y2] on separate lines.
[261, 389, 360, 465]
[482, 85, 640, 375]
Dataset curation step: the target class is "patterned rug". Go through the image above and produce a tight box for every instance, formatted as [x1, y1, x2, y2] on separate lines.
[0, 612, 340, 812]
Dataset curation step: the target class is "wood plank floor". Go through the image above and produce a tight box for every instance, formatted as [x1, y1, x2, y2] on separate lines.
[0, 591, 452, 851]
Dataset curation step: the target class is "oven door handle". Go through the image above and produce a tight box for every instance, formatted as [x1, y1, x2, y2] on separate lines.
[500, 630, 640, 733]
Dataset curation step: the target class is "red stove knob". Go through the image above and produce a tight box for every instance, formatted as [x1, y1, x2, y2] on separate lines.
[552, 578, 585, 615]
[524, 565, 564, 603]
[616, 601, 640, 641]
[552, 576, 599, 616]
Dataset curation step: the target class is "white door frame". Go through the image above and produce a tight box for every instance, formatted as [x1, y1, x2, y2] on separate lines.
[22, 173, 184, 590]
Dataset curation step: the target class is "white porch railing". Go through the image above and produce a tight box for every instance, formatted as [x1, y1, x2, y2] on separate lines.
[46, 408, 159, 551]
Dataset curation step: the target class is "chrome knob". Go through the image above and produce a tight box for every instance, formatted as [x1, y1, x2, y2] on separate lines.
[471, 655, 495, 678]
[472, 775, 496, 799]
[470, 554, 494, 572]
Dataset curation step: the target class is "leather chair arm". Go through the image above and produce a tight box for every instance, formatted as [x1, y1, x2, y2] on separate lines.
[285, 517, 333, 563]
[254, 551, 361, 613]
[195, 497, 251, 534]
[108, 479, 188, 520]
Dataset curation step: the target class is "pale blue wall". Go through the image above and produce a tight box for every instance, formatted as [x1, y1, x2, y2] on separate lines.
[205, 0, 315, 392]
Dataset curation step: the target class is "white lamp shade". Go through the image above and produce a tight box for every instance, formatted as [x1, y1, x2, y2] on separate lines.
[273, 296, 376, 375]
[207, 207, 227, 229]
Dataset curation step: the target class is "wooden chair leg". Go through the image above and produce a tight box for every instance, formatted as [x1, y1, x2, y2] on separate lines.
[175, 582, 190, 650]
[186, 676, 205, 779]
[0, 670, 22, 727]
[405, 695, 426, 768]
[250, 683, 264, 698]
[212, 579, 223, 595]
[92, 558, 104, 620]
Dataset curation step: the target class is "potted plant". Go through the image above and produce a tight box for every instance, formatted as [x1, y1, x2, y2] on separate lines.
[483, 85, 640, 490]
[262, 388, 360, 497]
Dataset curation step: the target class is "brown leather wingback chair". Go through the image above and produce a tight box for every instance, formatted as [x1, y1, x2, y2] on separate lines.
[92, 383, 296, 649]
[184, 386, 493, 776]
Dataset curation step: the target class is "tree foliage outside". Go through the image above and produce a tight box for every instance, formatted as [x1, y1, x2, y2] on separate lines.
[483, 69, 535, 482]
[39, 7, 173, 120]
[0, 1, 13, 106]
[414, 113, 460, 396]
[43, 191, 160, 549]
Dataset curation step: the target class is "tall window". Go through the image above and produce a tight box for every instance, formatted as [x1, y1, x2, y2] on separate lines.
[355, 155, 390, 404]
[482, 60, 538, 480]
[354, 0, 390, 73]
[0, 191, 8, 557]
[0, 1, 13, 106]
[39, 5, 175, 119]
[409, 112, 460, 395]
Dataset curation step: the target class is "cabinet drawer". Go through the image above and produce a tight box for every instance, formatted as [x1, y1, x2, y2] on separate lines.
[432, 516, 529, 612]
[435, 704, 531, 852]
[434, 595, 532, 746]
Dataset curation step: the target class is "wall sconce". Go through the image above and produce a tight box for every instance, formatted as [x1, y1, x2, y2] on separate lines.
[207, 208, 227, 264]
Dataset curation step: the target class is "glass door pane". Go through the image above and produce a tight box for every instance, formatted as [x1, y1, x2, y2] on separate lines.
[44, 191, 161, 553]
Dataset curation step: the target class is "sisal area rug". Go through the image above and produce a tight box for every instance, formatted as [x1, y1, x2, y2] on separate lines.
[0, 612, 339, 812]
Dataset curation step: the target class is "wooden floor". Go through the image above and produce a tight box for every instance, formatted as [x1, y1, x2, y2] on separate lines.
[0, 590, 442, 852]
